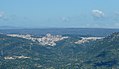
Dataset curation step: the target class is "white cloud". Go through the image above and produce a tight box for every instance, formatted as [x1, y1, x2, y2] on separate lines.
[0, 11, 5, 18]
[61, 17, 70, 22]
[92, 10, 104, 18]
[0, 11, 10, 21]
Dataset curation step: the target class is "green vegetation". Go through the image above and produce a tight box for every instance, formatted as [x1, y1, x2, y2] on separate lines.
[0, 32, 119, 69]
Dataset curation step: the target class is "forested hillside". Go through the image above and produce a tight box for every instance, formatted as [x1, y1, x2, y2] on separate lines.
[0, 33, 119, 69]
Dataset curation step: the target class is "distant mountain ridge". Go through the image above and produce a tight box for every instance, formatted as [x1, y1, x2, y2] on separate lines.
[0, 26, 24, 29]
[0, 28, 119, 36]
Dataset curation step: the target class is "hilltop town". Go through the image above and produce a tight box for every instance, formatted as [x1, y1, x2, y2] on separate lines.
[7, 33, 68, 46]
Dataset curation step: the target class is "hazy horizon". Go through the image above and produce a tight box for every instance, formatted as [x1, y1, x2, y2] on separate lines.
[0, 0, 119, 28]
[0, 25, 119, 29]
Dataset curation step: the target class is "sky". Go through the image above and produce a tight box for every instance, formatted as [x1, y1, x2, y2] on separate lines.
[0, 0, 119, 28]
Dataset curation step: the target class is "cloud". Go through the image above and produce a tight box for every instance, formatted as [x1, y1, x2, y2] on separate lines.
[92, 10, 105, 18]
[0, 11, 5, 18]
[0, 11, 9, 21]
[61, 17, 70, 22]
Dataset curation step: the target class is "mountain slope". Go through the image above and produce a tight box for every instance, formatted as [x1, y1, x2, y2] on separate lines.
[0, 33, 119, 69]
[80, 32, 119, 69]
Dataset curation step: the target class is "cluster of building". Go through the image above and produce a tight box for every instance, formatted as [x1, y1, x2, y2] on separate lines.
[7, 34, 33, 39]
[7, 33, 104, 45]
[36, 33, 68, 46]
[4, 55, 30, 60]
[75, 37, 104, 44]
[7, 33, 68, 46]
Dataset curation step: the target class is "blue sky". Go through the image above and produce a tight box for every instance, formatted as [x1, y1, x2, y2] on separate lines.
[0, 0, 119, 28]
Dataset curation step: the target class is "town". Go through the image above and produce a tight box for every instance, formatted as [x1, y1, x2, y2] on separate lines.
[7, 33, 69, 46]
